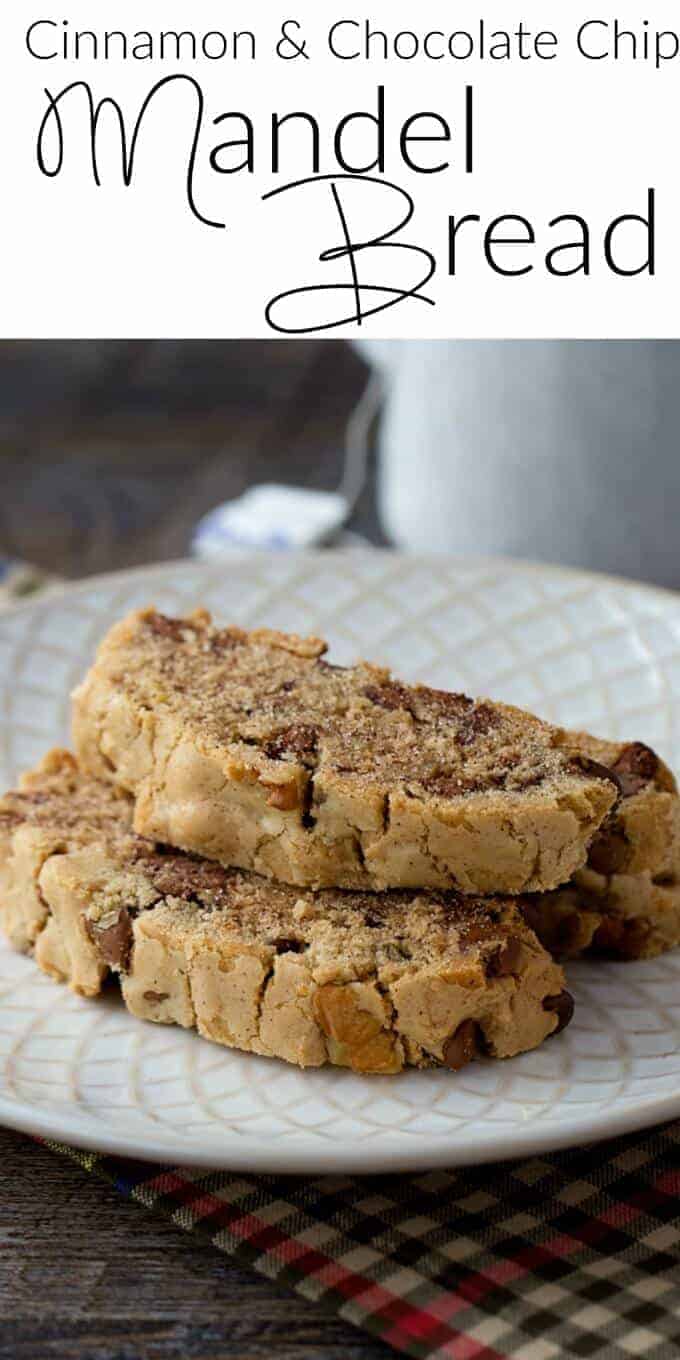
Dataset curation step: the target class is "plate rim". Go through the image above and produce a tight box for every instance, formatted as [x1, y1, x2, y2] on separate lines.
[1, 548, 679, 624]
[2, 1071, 680, 1173]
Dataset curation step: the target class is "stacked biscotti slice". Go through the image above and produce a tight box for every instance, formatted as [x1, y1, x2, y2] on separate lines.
[2, 606, 677, 1075]
[0, 751, 571, 1075]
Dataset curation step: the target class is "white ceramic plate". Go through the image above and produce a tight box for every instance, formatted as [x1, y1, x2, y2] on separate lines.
[2, 552, 680, 1174]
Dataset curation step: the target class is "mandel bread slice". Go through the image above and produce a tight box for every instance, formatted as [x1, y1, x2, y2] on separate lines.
[71, 608, 618, 895]
[0, 751, 573, 1075]
[525, 735, 680, 960]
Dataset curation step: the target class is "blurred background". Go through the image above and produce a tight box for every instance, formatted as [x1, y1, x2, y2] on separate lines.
[1, 338, 678, 589]
[0, 340, 376, 580]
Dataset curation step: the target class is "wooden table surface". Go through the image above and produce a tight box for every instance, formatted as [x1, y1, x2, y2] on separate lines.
[0, 340, 392, 1360]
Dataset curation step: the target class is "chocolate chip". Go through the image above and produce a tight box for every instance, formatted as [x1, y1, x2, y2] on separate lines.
[442, 1019, 482, 1071]
[569, 754, 622, 793]
[264, 724, 318, 761]
[611, 742, 659, 798]
[136, 854, 235, 908]
[139, 853, 231, 901]
[363, 682, 413, 713]
[487, 937, 523, 977]
[588, 827, 630, 875]
[86, 908, 133, 972]
[543, 989, 575, 1035]
[143, 991, 169, 1003]
[269, 937, 305, 955]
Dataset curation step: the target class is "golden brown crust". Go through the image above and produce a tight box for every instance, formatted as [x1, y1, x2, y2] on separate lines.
[72, 608, 617, 894]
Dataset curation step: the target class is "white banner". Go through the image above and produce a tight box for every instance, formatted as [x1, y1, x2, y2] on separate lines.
[2, 1, 679, 336]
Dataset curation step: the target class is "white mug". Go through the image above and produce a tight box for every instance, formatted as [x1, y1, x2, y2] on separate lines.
[356, 340, 680, 588]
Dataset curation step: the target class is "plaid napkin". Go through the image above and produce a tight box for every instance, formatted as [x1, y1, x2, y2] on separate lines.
[44, 1124, 680, 1360]
[4, 559, 680, 1359]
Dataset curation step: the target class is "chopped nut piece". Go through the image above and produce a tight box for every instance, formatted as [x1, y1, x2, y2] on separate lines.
[262, 782, 299, 812]
[313, 984, 403, 1075]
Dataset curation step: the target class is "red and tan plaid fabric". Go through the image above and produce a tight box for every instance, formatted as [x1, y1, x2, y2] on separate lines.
[44, 1121, 680, 1360]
